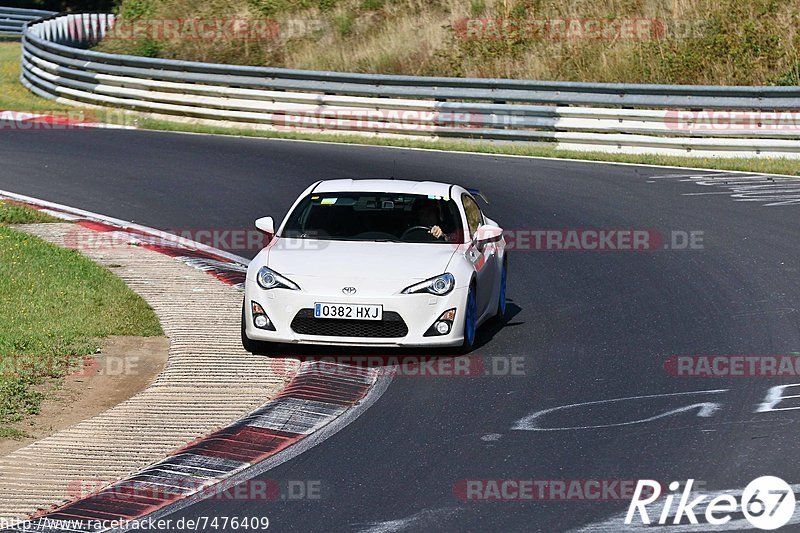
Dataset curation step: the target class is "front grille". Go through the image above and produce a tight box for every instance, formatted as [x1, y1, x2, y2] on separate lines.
[290, 309, 408, 338]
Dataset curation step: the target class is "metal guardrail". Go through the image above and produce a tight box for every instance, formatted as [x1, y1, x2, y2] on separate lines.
[0, 7, 54, 37]
[16, 12, 800, 157]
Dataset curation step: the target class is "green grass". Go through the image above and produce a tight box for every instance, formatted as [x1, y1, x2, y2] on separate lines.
[0, 43, 73, 113]
[0, 426, 26, 439]
[0, 202, 163, 438]
[334, 11, 355, 37]
[0, 202, 60, 225]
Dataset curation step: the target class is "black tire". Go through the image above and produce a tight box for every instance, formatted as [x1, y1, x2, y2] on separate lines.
[241, 303, 275, 355]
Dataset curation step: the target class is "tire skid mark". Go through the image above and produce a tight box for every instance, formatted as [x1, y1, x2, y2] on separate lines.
[648, 172, 800, 206]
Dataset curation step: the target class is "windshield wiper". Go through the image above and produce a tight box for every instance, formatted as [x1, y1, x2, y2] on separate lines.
[308, 236, 403, 243]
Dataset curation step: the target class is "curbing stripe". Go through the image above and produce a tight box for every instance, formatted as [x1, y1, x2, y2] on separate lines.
[0, 110, 134, 131]
[243, 398, 348, 434]
[72, 219, 248, 289]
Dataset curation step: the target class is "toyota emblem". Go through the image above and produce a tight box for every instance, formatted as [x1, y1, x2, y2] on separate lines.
[342, 287, 357, 295]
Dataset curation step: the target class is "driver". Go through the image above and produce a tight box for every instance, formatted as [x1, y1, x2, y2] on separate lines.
[416, 200, 447, 240]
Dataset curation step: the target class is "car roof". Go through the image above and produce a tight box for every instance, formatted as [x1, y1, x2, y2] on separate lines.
[313, 179, 456, 198]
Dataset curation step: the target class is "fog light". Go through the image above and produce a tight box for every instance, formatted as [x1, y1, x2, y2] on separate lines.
[424, 308, 457, 337]
[251, 301, 276, 331]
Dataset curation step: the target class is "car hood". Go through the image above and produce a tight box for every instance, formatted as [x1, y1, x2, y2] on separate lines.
[265, 238, 459, 295]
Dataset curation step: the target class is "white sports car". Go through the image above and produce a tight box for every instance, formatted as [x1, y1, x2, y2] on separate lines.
[242, 179, 507, 353]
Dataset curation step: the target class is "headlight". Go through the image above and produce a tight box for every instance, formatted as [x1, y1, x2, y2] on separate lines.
[402, 273, 455, 296]
[256, 266, 300, 291]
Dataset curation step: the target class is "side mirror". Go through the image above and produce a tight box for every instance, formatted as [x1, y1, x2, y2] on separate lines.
[255, 216, 275, 235]
[473, 224, 503, 245]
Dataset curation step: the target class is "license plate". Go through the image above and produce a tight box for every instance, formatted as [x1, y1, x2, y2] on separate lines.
[314, 303, 383, 321]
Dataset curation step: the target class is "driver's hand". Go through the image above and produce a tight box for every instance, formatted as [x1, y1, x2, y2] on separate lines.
[430, 225, 444, 239]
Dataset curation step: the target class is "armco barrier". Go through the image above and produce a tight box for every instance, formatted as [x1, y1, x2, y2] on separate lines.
[0, 6, 54, 37]
[15, 11, 800, 158]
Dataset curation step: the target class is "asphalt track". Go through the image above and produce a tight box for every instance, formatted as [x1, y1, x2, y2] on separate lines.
[2, 129, 799, 532]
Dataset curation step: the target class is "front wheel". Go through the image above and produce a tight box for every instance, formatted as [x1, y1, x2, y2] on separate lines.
[459, 283, 478, 354]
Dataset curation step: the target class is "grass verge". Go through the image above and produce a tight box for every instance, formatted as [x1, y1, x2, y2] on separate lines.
[0, 202, 60, 225]
[0, 202, 163, 438]
[2, 42, 799, 177]
[0, 43, 73, 113]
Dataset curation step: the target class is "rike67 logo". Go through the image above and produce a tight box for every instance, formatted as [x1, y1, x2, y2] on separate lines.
[627, 477, 796, 530]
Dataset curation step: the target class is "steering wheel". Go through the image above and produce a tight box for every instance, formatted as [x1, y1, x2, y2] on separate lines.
[401, 225, 434, 240]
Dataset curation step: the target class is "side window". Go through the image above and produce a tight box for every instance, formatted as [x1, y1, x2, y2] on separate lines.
[462, 194, 483, 237]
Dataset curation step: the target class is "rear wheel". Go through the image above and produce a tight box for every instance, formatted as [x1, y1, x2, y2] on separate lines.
[241, 303, 275, 355]
[459, 282, 478, 354]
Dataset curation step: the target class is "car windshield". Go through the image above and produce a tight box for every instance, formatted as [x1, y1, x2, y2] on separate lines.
[280, 192, 465, 244]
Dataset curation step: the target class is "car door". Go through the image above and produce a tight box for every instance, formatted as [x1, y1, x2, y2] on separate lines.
[462, 193, 497, 317]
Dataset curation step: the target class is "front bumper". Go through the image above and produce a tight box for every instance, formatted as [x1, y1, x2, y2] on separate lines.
[243, 280, 468, 347]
